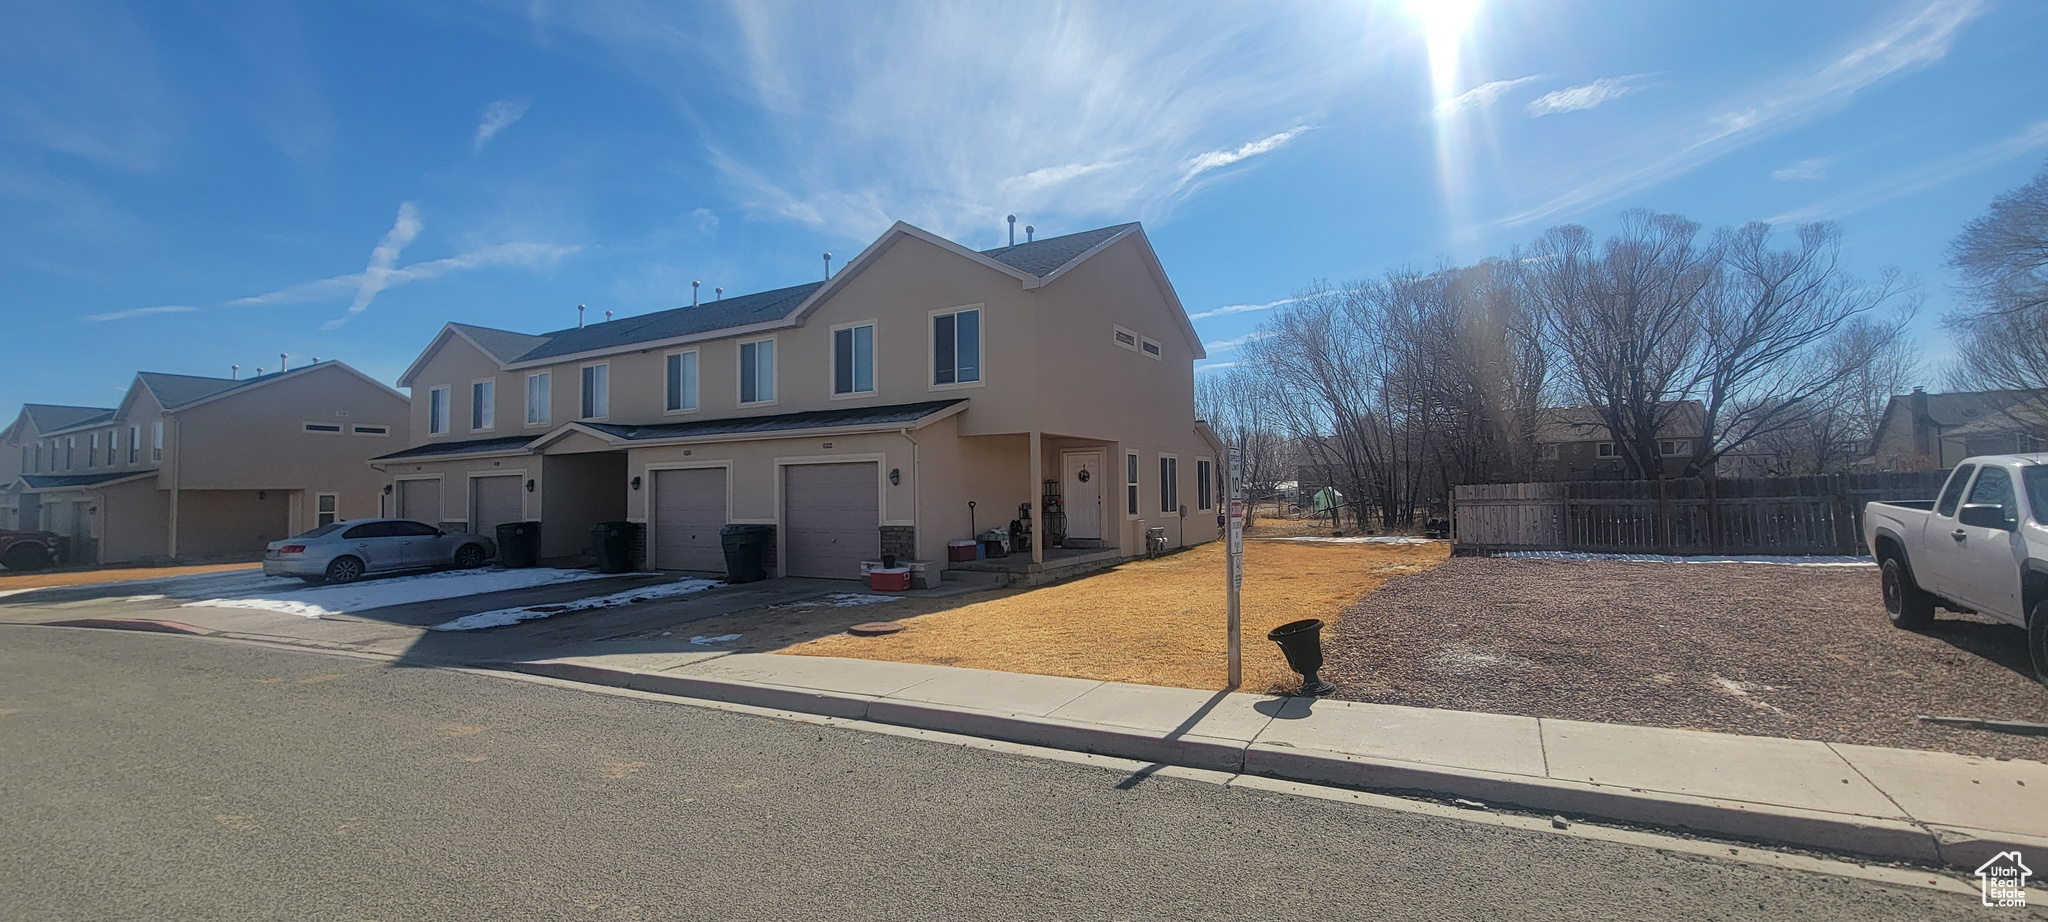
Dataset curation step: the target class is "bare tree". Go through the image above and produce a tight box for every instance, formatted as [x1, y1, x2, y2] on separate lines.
[1748, 315, 1920, 474]
[1195, 366, 1285, 502]
[1946, 160, 2048, 422]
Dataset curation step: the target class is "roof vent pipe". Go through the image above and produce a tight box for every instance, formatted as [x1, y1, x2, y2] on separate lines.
[693, 280, 700, 307]
[715, 287, 723, 300]
[823, 252, 833, 279]
[280, 353, 288, 372]
[1007, 214, 1016, 247]
[1026, 225, 1035, 242]
[605, 310, 613, 322]
[231, 365, 239, 380]
[577, 304, 586, 329]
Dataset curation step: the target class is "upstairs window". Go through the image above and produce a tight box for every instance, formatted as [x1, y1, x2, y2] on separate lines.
[472, 380, 495, 431]
[666, 351, 699, 412]
[129, 425, 139, 463]
[151, 422, 162, 461]
[106, 429, 117, 465]
[833, 324, 875, 396]
[1141, 337, 1162, 359]
[1113, 326, 1139, 352]
[88, 432, 98, 468]
[1596, 442, 1616, 458]
[739, 339, 776, 405]
[580, 364, 609, 419]
[526, 372, 551, 426]
[303, 423, 343, 433]
[933, 308, 981, 385]
[429, 386, 451, 435]
[1660, 439, 1691, 457]
[1160, 456, 1178, 513]
[351, 425, 389, 436]
[65, 437, 75, 469]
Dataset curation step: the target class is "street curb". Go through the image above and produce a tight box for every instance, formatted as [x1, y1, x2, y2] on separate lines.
[40, 618, 213, 636]
[498, 658, 2021, 870]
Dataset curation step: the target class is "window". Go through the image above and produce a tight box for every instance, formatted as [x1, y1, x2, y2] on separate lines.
[19, 446, 27, 473]
[88, 432, 98, 468]
[739, 339, 775, 405]
[341, 522, 390, 540]
[580, 364, 609, 419]
[1596, 442, 1616, 458]
[129, 425, 139, 463]
[105, 429, 117, 465]
[1160, 455, 1179, 513]
[2024, 465, 2048, 525]
[832, 324, 875, 396]
[1197, 459, 1213, 510]
[1126, 451, 1140, 517]
[151, 422, 162, 461]
[1113, 325, 1139, 352]
[472, 380, 495, 431]
[1966, 466, 2015, 520]
[666, 351, 699, 412]
[933, 308, 981, 385]
[429, 386, 451, 435]
[1660, 439, 1691, 457]
[1935, 464, 1976, 517]
[66, 436, 75, 469]
[351, 425, 389, 436]
[1540, 443, 1560, 462]
[303, 423, 343, 433]
[526, 372, 550, 426]
[315, 493, 339, 527]
[1141, 337, 1162, 359]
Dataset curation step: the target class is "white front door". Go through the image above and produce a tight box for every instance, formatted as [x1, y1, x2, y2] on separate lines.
[1062, 451, 1104, 542]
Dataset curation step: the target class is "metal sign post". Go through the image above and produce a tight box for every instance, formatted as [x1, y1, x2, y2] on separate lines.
[1226, 447, 1244, 688]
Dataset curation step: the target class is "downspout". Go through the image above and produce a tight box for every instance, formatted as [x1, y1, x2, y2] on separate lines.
[897, 428, 921, 559]
[166, 415, 180, 560]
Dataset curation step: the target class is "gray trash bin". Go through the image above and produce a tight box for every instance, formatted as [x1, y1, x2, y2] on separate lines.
[719, 524, 773, 583]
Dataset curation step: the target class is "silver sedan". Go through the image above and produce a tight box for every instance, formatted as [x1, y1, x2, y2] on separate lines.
[263, 518, 497, 584]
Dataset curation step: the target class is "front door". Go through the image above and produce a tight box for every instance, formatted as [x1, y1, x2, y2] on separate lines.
[1062, 451, 1104, 542]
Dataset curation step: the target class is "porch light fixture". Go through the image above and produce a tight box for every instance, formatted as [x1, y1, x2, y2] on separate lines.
[631, 476, 642, 490]
[888, 468, 900, 486]
[383, 484, 392, 495]
[525, 479, 535, 492]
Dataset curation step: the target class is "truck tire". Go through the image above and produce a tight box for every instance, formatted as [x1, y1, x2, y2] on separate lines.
[1881, 557, 1934, 630]
[1, 542, 51, 571]
[2030, 600, 2048, 687]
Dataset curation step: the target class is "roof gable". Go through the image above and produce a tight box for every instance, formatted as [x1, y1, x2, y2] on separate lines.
[21, 404, 116, 435]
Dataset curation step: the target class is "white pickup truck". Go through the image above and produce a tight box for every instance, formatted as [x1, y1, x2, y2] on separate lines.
[1863, 453, 2048, 685]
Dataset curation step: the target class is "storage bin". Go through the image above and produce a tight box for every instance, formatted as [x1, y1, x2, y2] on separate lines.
[868, 567, 912, 591]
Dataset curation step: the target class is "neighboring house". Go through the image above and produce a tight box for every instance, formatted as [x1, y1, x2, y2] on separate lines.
[0, 362, 410, 564]
[1532, 403, 1709, 480]
[379, 220, 1224, 578]
[1866, 386, 2048, 472]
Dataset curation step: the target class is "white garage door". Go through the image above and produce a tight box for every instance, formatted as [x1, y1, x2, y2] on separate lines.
[397, 479, 441, 525]
[654, 468, 727, 572]
[782, 463, 879, 580]
[470, 475, 523, 536]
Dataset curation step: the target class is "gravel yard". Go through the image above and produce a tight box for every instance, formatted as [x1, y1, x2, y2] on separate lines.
[1322, 557, 2048, 761]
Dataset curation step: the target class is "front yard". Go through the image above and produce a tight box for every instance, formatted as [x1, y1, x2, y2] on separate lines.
[1323, 557, 2048, 761]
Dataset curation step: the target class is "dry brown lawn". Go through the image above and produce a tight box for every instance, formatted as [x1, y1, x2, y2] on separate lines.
[781, 538, 1448, 692]
[0, 561, 259, 592]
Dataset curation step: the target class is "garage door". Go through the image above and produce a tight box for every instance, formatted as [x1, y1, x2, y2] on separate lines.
[397, 479, 441, 525]
[782, 462, 879, 579]
[470, 475, 523, 536]
[654, 468, 727, 572]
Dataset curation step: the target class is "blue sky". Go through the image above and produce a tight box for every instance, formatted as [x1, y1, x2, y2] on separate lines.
[3, 0, 2044, 410]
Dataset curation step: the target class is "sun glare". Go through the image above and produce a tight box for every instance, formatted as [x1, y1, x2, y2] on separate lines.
[1403, 0, 1485, 241]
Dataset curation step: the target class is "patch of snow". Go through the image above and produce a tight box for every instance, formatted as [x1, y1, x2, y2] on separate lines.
[777, 593, 904, 609]
[123, 594, 166, 602]
[1, 569, 278, 601]
[1491, 551, 1873, 566]
[690, 633, 741, 645]
[185, 568, 616, 619]
[1261, 536, 1440, 545]
[431, 578, 720, 631]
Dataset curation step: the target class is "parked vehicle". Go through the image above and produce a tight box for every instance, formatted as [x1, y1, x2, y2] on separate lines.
[1863, 454, 2048, 684]
[0, 529, 59, 571]
[263, 518, 496, 584]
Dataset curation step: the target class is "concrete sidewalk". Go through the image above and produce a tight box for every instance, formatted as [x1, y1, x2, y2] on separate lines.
[501, 644, 2047, 871]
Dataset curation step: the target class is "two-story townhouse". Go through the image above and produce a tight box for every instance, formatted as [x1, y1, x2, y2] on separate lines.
[379, 221, 1225, 579]
[0, 404, 117, 533]
[1866, 387, 2048, 471]
[1532, 404, 1712, 480]
[0, 361, 410, 565]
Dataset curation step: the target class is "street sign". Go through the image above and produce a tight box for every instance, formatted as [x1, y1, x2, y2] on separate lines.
[1225, 447, 1243, 688]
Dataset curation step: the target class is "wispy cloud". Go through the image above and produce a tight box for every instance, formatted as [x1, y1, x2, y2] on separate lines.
[1194, 361, 1239, 373]
[1189, 296, 1298, 321]
[1768, 119, 2048, 224]
[1496, 0, 1986, 228]
[1525, 75, 1647, 117]
[1180, 127, 1312, 183]
[1434, 75, 1544, 118]
[1202, 331, 1273, 354]
[84, 305, 197, 323]
[343, 202, 423, 319]
[472, 97, 530, 153]
[1772, 156, 1838, 181]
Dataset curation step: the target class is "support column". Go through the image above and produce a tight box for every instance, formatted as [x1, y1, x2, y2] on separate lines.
[1028, 430, 1043, 565]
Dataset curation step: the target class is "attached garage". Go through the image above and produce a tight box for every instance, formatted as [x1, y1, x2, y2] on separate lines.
[782, 462, 879, 579]
[469, 474, 523, 536]
[397, 479, 441, 524]
[652, 467, 727, 572]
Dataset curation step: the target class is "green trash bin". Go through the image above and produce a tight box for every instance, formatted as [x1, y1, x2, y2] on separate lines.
[494, 521, 541, 568]
[719, 524, 773, 583]
[590, 521, 638, 574]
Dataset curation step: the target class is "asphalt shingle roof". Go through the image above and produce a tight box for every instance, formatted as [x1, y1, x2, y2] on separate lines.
[372, 435, 537, 462]
[450, 323, 551, 364]
[978, 223, 1135, 277]
[1913, 388, 2048, 427]
[19, 470, 154, 489]
[581, 399, 966, 442]
[23, 404, 115, 433]
[137, 370, 293, 409]
[1535, 402, 1707, 443]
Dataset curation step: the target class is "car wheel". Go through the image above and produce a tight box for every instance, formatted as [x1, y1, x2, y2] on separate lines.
[2029, 600, 2048, 687]
[325, 556, 366, 584]
[1, 543, 51, 571]
[1881, 557, 1935, 630]
[453, 544, 487, 569]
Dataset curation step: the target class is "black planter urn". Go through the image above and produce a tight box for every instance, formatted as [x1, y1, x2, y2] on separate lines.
[1267, 618, 1337, 696]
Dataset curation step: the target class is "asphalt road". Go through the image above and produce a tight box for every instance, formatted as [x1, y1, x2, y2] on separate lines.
[0, 628, 2009, 921]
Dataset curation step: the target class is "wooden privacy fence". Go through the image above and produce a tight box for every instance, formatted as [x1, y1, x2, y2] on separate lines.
[1451, 471, 1951, 557]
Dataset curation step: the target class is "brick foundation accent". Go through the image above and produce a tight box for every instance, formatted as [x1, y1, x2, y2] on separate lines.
[760, 526, 777, 573]
[630, 522, 648, 570]
[879, 525, 916, 561]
